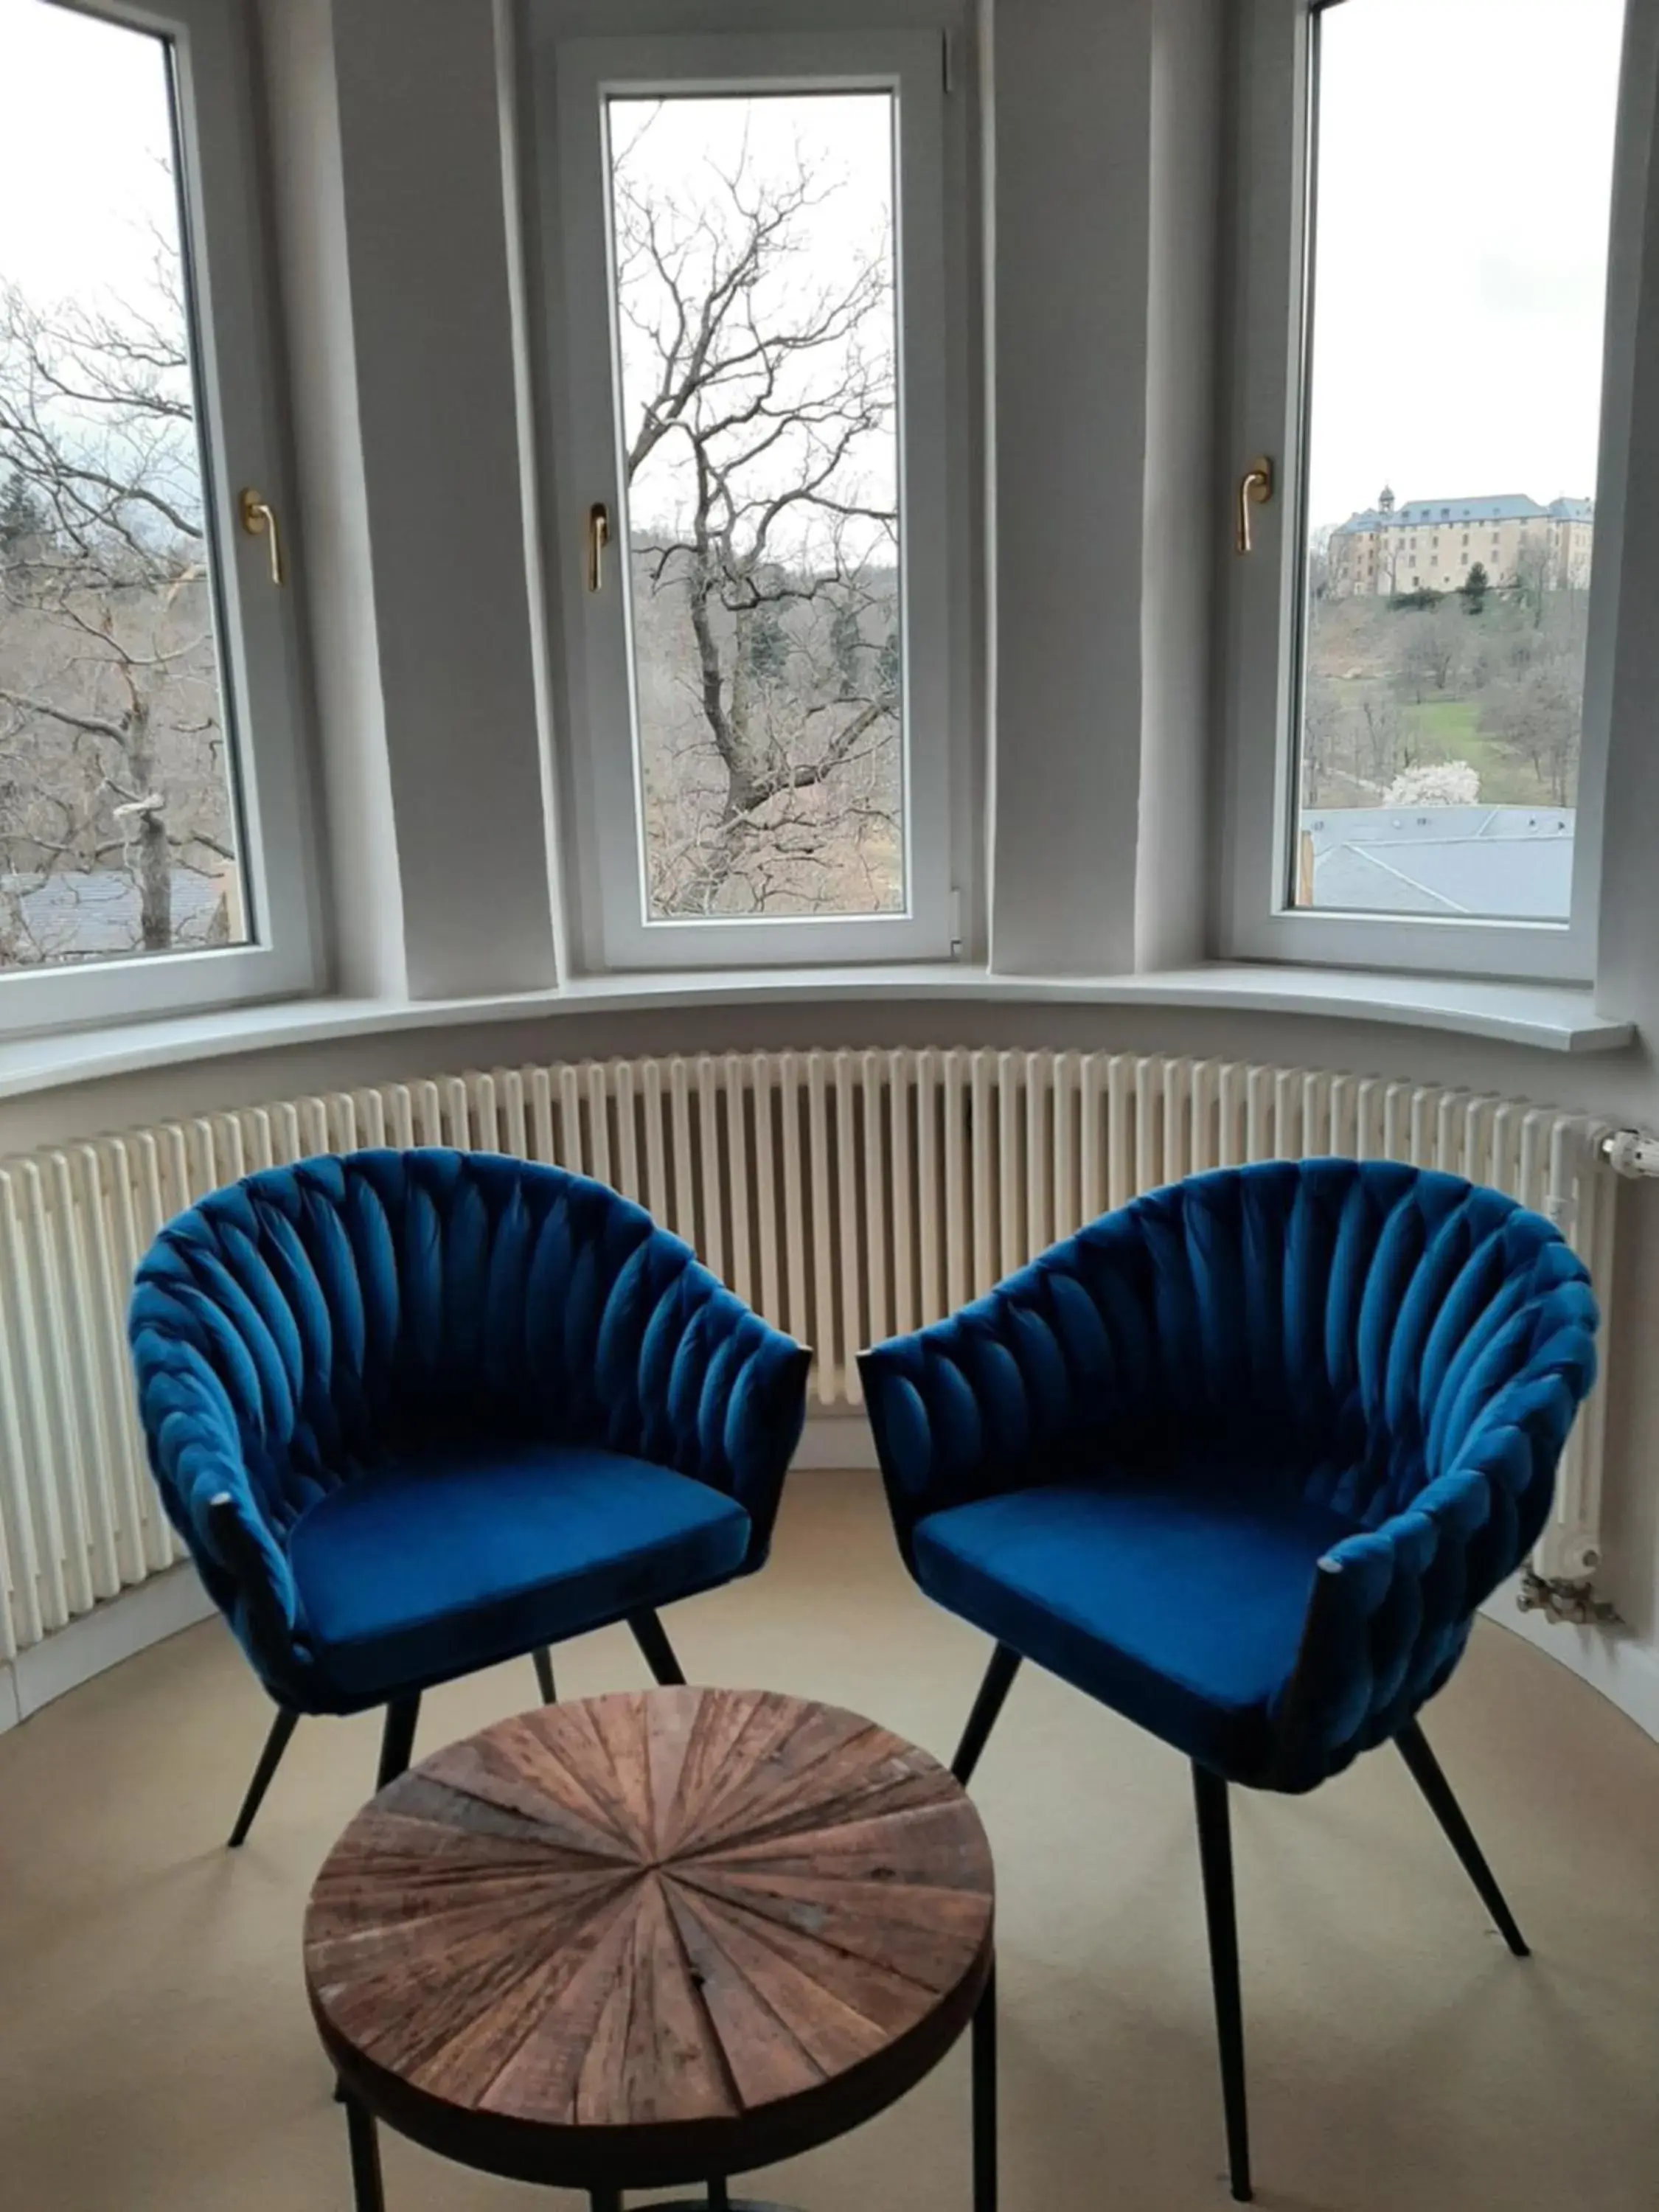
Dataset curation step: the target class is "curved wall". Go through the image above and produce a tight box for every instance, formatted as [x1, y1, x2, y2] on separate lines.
[3, 992, 1657, 1745]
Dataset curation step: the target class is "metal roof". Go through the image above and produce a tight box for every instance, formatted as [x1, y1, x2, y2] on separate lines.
[1302, 806, 1573, 922]
[1335, 493, 1593, 535]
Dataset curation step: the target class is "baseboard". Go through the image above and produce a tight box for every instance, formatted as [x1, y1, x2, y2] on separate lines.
[0, 1568, 216, 1732]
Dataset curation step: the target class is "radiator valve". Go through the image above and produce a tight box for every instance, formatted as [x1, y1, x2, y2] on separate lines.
[1517, 1569, 1619, 1627]
[1602, 1129, 1659, 1179]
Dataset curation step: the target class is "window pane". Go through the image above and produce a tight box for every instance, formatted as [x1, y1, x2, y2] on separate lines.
[605, 92, 905, 921]
[1295, 0, 1622, 922]
[0, 0, 248, 971]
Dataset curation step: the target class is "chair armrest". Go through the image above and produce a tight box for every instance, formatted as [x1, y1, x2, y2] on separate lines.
[1265, 1239, 1599, 1790]
[129, 1334, 301, 1667]
[859, 1250, 1144, 1553]
[599, 1237, 810, 1562]
[1269, 1357, 1597, 1789]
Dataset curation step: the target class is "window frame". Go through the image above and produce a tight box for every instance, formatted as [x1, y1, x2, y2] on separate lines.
[1216, 0, 1653, 984]
[0, 0, 319, 1039]
[538, 27, 958, 972]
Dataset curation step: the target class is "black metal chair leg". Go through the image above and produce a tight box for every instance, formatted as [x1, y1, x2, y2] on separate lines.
[588, 2191, 623, 2212]
[973, 1958, 998, 2212]
[344, 2093, 385, 2212]
[629, 1609, 687, 1686]
[376, 1694, 421, 1791]
[1193, 1763, 1252, 2203]
[533, 1645, 557, 1703]
[952, 1644, 1022, 1786]
[227, 1705, 299, 1847]
[1396, 1717, 1528, 1957]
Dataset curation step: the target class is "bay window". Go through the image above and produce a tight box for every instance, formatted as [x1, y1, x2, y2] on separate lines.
[0, 0, 319, 1036]
[535, 24, 959, 971]
[1217, 0, 1652, 984]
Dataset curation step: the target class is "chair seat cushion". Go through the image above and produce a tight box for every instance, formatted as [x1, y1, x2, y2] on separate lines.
[288, 1444, 750, 1705]
[912, 1472, 1362, 1780]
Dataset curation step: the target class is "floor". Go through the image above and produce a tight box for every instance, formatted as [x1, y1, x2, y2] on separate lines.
[2, 1470, 1657, 2212]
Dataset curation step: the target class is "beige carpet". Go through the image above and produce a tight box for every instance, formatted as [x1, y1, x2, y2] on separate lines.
[2, 1470, 1657, 2212]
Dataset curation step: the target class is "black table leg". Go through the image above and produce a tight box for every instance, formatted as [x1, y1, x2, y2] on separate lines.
[344, 2095, 385, 2212]
[588, 2192, 623, 2212]
[973, 1958, 997, 2212]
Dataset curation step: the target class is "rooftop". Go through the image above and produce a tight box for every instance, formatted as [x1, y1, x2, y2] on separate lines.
[1335, 494, 1595, 535]
[1304, 805, 1574, 920]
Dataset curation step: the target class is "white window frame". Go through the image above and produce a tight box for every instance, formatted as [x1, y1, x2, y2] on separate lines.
[538, 27, 956, 971]
[1216, 0, 1656, 984]
[0, 0, 319, 1038]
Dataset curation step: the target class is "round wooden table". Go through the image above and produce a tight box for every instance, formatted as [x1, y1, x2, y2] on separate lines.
[304, 1686, 997, 2211]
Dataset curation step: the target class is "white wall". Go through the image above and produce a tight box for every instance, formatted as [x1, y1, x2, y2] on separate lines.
[259, 0, 406, 999]
[987, 0, 1152, 973]
[9, 0, 1652, 1726]
[260, 0, 559, 1001]
[985, 0, 1220, 978]
[1137, 0, 1222, 972]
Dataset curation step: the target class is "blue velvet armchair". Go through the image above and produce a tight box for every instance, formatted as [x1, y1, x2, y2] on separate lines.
[858, 1160, 1599, 2202]
[130, 1149, 810, 1843]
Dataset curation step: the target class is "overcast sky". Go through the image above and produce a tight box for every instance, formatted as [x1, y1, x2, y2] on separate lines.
[610, 91, 897, 555]
[0, 0, 177, 309]
[1, 0, 1630, 542]
[1308, 0, 1625, 528]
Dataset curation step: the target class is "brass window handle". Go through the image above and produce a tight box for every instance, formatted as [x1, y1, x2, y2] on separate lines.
[1236, 456, 1274, 556]
[587, 501, 611, 594]
[238, 487, 285, 586]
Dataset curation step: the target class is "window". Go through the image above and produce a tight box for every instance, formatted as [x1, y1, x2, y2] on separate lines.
[542, 29, 956, 970]
[0, 0, 315, 1034]
[1220, 0, 1639, 980]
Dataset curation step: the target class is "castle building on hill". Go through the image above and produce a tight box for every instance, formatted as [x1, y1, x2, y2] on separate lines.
[1326, 487, 1593, 599]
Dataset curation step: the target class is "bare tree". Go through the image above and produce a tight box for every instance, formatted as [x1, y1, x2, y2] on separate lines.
[612, 115, 902, 917]
[0, 247, 236, 970]
[1511, 535, 1554, 629]
[1359, 691, 1411, 790]
[1306, 521, 1334, 604]
[1301, 683, 1345, 804]
[1396, 602, 1464, 700]
[1478, 608, 1585, 805]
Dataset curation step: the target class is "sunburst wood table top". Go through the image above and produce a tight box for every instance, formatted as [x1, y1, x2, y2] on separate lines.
[304, 1686, 996, 2197]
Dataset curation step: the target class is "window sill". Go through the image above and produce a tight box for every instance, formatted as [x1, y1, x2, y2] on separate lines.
[0, 961, 1631, 1107]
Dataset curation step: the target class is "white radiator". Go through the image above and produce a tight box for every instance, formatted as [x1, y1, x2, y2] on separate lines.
[0, 1049, 1624, 1662]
